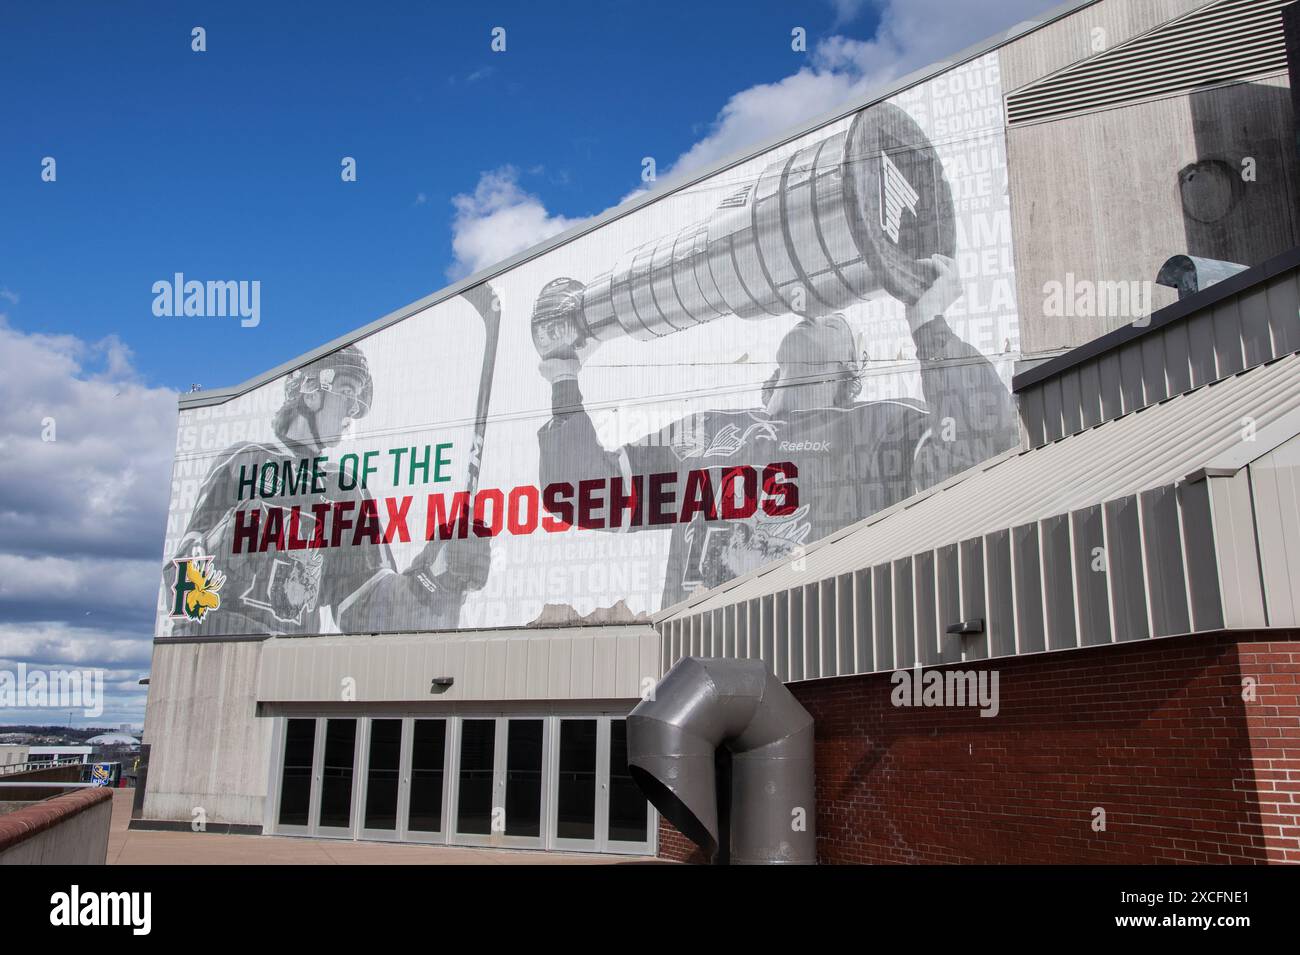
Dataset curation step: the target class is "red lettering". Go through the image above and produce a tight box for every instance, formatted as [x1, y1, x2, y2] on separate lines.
[383, 496, 412, 544]
[287, 506, 309, 550]
[678, 468, 718, 523]
[330, 500, 355, 548]
[762, 462, 799, 516]
[427, 491, 471, 540]
[648, 472, 678, 526]
[474, 488, 504, 537]
[233, 508, 260, 554]
[507, 486, 539, 535]
[542, 482, 573, 532]
[260, 506, 286, 552]
[309, 503, 331, 549]
[577, 478, 606, 530]
[720, 466, 758, 520]
[609, 475, 642, 528]
[352, 498, 382, 545]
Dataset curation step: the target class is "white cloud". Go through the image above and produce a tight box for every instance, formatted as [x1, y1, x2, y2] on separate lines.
[668, 0, 1055, 180]
[0, 625, 150, 669]
[446, 166, 587, 280]
[444, 1, 1056, 280]
[0, 318, 176, 564]
[0, 317, 174, 726]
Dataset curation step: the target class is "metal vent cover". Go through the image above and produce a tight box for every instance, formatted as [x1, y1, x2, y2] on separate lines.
[1005, 0, 1291, 126]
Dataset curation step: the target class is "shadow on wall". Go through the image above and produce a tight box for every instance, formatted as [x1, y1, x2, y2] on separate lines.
[1182, 80, 1300, 265]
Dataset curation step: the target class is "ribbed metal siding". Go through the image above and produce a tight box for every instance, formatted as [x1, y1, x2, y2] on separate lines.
[256, 626, 661, 703]
[1005, 0, 1291, 126]
[651, 352, 1300, 680]
[1019, 266, 1300, 447]
[656, 475, 1225, 681]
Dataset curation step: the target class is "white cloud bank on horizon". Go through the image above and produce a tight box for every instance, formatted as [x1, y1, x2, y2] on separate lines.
[0, 316, 174, 725]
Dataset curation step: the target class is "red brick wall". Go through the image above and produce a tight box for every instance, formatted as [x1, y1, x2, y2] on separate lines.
[658, 632, 1300, 864]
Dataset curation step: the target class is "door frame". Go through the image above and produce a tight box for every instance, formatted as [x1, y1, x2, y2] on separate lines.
[265, 705, 656, 856]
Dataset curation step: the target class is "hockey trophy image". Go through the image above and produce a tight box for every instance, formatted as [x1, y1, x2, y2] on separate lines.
[531, 99, 1018, 608]
[531, 101, 957, 360]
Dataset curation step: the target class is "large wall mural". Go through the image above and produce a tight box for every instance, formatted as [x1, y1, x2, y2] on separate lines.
[157, 51, 1019, 638]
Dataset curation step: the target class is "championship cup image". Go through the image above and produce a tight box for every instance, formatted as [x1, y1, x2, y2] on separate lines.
[530, 101, 957, 360]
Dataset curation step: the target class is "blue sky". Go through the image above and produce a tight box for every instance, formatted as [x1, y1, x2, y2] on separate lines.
[0, 0, 1055, 726]
[3, 0, 901, 390]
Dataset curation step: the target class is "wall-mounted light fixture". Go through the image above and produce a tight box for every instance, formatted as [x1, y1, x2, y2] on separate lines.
[945, 619, 985, 636]
[429, 676, 454, 693]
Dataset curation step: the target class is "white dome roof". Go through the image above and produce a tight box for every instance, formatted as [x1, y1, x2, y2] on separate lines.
[86, 733, 140, 746]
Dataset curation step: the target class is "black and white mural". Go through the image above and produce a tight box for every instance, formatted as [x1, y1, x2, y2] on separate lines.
[157, 51, 1019, 638]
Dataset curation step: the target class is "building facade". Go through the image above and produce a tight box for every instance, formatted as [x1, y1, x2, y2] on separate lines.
[140, 0, 1300, 861]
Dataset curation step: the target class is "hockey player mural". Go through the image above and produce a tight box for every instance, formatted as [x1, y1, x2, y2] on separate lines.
[157, 53, 1021, 637]
[165, 345, 491, 637]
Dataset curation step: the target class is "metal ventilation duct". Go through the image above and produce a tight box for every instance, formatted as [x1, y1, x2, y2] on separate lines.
[1005, 0, 1291, 126]
[627, 657, 816, 865]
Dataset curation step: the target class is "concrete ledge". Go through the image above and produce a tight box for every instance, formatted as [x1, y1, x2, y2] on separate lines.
[0, 787, 113, 863]
[128, 818, 263, 836]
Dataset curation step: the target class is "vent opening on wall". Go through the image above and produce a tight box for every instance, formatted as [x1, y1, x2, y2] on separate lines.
[1005, 0, 1292, 126]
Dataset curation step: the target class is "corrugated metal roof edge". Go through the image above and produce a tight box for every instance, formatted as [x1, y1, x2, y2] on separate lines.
[178, 0, 1099, 411]
[1012, 243, 1300, 393]
[652, 348, 1300, 625]
[153, 621, 659, 645]
[651, 441, 1027, 624]
[263, 623, 660, 646]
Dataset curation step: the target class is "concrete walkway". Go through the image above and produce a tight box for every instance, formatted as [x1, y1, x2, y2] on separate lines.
[108, 791, 664, 865]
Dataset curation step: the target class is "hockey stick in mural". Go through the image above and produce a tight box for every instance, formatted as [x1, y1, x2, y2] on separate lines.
[460, 280, 502, 498]
[425, 280, 502, 622]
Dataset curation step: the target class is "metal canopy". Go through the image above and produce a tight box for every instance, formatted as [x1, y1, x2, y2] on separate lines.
[256, 625, 660, 703]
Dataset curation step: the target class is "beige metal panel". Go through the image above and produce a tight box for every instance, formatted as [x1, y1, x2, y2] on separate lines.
[255, 626, 658, 703]
[892, 557, 915, 669]
[1208, 471, 1268, 627]
[914, 552, 940, 666]
[789, 586, 805, 681]
[872, 564, 894, 671]
[569, 635, 595, 700]
[504, 636, 528, 699]
[1139, 485, 1193, 636]
[853, 567, 873, 672]
[1248, 434, 1300, 625]
[548, 635, 573, 699]
[985, 530, 1017, 657]
[1265, 269, 1300, 354]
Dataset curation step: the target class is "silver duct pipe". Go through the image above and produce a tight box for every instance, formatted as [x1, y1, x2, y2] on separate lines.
[627, 657, 816, 865]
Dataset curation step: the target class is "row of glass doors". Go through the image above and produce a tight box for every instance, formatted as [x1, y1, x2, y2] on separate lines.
[269, 714, 654, 855]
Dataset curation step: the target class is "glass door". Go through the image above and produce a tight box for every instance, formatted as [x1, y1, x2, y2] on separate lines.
[499, 718, 546, 849]
[275, 717, 317, 835]
[547, 717, 654, 855]
[452, 718, 497, 845]
[314, 718, 359, 837]
[604, 718, 652, 853]
[449, 716, 548, 849]
[358, 718, 402, 840]
[402, 718, 449, 842]
[552, 718, 599, 851]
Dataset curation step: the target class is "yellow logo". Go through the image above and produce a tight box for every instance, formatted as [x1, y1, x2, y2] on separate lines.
[169, 555, 226, 622]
